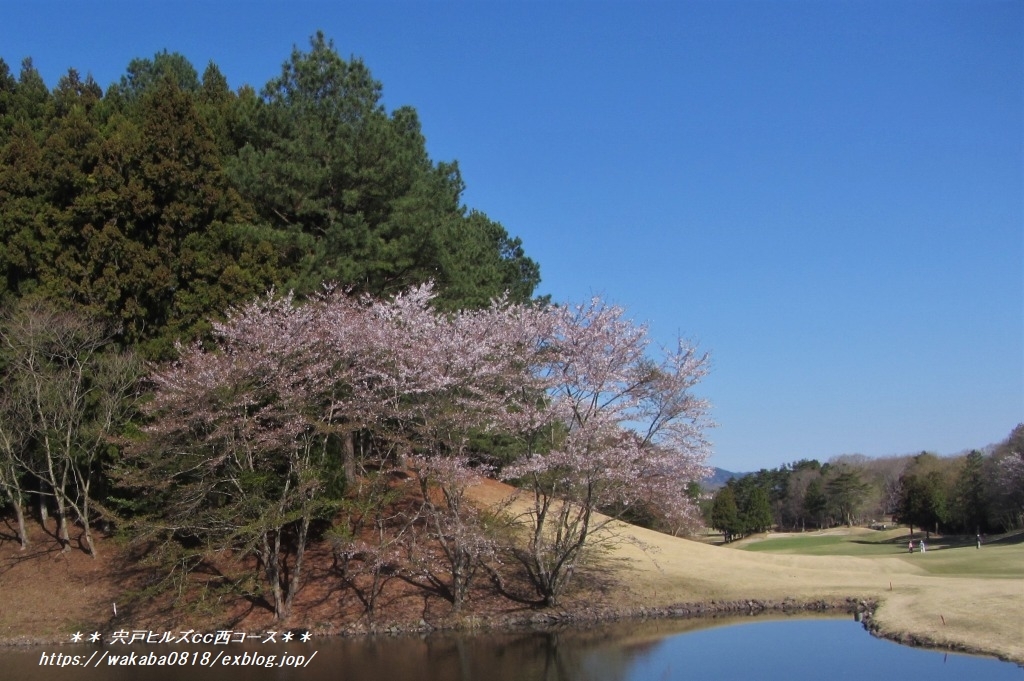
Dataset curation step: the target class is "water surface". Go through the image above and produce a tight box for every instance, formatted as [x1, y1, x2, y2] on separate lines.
[6, 616, 1021, 680]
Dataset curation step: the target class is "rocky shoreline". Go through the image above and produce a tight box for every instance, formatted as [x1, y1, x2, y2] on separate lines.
[5, 595, 1020, 667]
[316, 595, 873, 637]
[0, 596, 869, 647]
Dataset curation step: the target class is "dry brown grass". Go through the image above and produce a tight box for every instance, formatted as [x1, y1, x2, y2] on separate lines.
[472, 478, 1024, 664]
[594, 521, 1021, 662]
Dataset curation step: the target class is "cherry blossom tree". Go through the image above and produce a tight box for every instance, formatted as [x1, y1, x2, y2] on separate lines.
[502, 298, 711, 606]
[133, 293, 341, 619]
[407, 455, 497, 612]
[134, 284, 711, 616]
[355, 285, 541, 459]
[355, 286, 545, 612]
[993, 448, 1024, 530]
[327, 470, 411, 619]
[134, 284, 545, 617]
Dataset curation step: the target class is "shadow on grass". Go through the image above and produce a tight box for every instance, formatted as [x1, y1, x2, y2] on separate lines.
[850, 536, 951, 549]
[986, 531, 1024, 546]
[848, 529, 1024, 550]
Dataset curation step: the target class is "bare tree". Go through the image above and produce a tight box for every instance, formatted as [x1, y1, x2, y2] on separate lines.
[0, 300, 141, 556]
[0, 387, 31, 548]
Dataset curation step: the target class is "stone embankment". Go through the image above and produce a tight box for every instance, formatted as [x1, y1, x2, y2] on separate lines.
[310, 596, 875, 638]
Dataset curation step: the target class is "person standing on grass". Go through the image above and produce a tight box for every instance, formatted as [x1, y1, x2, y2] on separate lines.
[908, 540, 914, 554]
[920, 540, 926, 554]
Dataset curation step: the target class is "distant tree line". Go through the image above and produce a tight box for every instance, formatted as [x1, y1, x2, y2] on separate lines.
[706, 425, 1024, 541]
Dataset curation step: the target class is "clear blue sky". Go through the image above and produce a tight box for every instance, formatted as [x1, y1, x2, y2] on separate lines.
[3, 1, 1021, 472]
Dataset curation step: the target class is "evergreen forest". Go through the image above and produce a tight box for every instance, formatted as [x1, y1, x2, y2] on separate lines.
[0, 33, 540, 361]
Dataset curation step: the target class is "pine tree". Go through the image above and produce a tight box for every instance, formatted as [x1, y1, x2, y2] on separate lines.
[710, 486, 740, 541]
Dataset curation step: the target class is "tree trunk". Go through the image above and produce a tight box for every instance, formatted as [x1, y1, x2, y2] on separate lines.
[57, 511, 70, 552]
[342, 431, 356, 483]
[262, 532, 285, 620]
[13, 499, 28, 549]
[51, 470, 71, 552]
[74, 493, 98, 558]
[81, 522, 97, 558]
[284, 516, 310, 617]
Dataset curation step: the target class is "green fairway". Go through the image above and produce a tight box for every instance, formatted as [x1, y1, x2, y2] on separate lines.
[738, 530, 906, 556]
[738, 529, 1024, 578]
[898, 543, 1024, 578]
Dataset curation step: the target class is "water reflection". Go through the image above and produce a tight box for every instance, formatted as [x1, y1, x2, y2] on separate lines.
[4, 615, 1021, 680]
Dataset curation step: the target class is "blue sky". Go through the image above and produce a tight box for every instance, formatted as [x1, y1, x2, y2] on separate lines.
[3, 1, 1021, 472]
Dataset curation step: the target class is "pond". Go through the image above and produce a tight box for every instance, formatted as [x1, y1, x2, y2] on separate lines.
[5, 616, 1021, 680]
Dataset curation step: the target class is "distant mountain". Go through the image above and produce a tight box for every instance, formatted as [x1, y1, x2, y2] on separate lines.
[702, 467, 748, 490]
